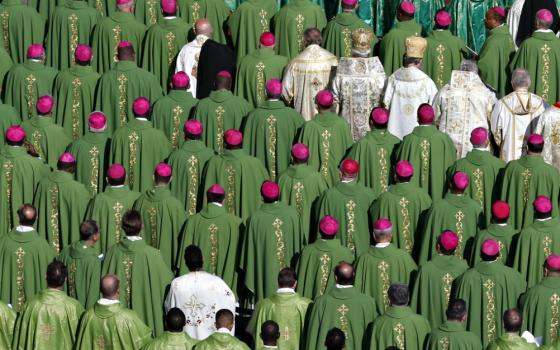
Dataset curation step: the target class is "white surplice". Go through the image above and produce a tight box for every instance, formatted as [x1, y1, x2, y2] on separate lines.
[534, 104, 560, 170]
[332, 56, 386, 140]
[164, 271, 236, 340]
[490, 90, 545, 162]
[383, 66, 438, 139]
[175, 34, 210, 98]
[434, 70, 497, 158]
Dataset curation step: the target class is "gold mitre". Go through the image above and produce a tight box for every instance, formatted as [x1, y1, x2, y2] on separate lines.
[405, 36, 427, 58]
[351, 28, 373, 50]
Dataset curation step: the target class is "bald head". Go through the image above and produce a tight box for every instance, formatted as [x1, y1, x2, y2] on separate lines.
[17, 204, 37, 226]
[195, 19, 213, 37]
[215, 309, 234, 330]
[503, 308, 523, 333]
[100, 274, 120, 299]
[334, 261, 354, 285]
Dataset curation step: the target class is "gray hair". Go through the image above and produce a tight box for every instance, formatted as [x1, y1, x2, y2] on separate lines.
[117, 0, 134, 10]
[460, 59, 478, 73]
[511, 69, 531, 89]
[536, 15, 553, 30]
[373, 227, 393, 238]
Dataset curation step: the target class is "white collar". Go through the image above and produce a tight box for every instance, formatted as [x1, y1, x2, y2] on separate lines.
[535, 29, 553, 33]
[110, 185, 125, 188]
[537, 217, 552, 222]
[210, 202, 223, 207]
[335, 284, 353, 289]
[125, 236, 142, 241]
[98, 298, 120, 305]
[135, 117, 148, 121]
[163, 16, 177, 19]
[375, 242, 390, 248]
[341, 178, 355, 183]
[16, 225, 34, 232]
[268, 98, 280, 101]
[263, 346, 278, 349]
[496, 223, 508, 226]
[276, 288, 295, 294]
[216, 327, 232, 334]
[29, 58, 42, 63]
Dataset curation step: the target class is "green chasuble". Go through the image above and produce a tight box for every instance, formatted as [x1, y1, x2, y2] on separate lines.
[91, 12, 147, 74]
[67, 131, 111, 196]
[379, 20, 422, 75]
[144, 331, 197, 350]
[95, 61, 163, 133]
[45, 1, 100, 71]
[0, 47, 13, 87]
[354, 244, 418, 313]
[228, 0, 277, 62]
[478, 24, 515, 98]
[486, 334, 538, 350]
[513, 217, 560, 289]
[58, 240, 102, 308]
[22, 116, 72, 167]
[469, 223, 517, 265]
[447, 0, 494, 53]
[544, 340, 560, 350]
[0, 229, 54, 312]
[53, 65, 101, 140]
[425, 320, 482, 350]
[4, 60, 58, 120]
[179, 0, 230, 44]
[167, 140, 215, 215]
[278, 163, 328, 239]
[367, 305, 431, 350]
[152, 90, 198, 149]
[424, 29, 466, 89]
[345, 128, 400, 197]
[250, 290, 311, 350]
[0, 145, 49, 236]
[314, 180, 376, 257]
[193, 89, 251, 153]
[74, 302, 152, 350]
[370, 181, 432, 254]
[0, 0, 45, 64]
[499, 155, 560, 231]
[0, 300, 15, 349]
[202, 148, 269, 221]
[410, 254, 469, 329]
[411, 0, 445, 36]
[298, 111, 353, 187]
[396, 125, 457, 200]
[141, 17, 191, 90]
[447, 148, 505, 228]
[241, 201, 304, 302]
[520, 276, 560, 345]
[296, 238, 354, 300]
[306, 286, 379, 350]
[235, 49, 288, 108]
[0, 103, 19, 148]
[33, 170, 91, 253]
[510, 31, 560, 103]
[109, 118, 172, 192]
[272, 0, 327, 59]
[418, 193, 482, 264]
[102, 237, 174, 336]
[132, 185, 187, 268]
[242, 100, 304, 179]
[194, 331, 250, 350]
[11, 289, 83, 350]
[453, 261, 526, 347]
[177, 203, 243, 288]
[322, 12, 373, 58]
[85, 185, 141, 253]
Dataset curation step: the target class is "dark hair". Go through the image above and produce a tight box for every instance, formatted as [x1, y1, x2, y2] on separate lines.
[396, 174, 412, 183]
[334, 262, 354, 285]
[6, 138, 24, 147]
[528, 140, 544, 153]
[535, 208, 552, 220]
[493, 216, 508, 225]
[503, 309, 522, 333]
[57, 160, 76, 172]
[325, 328, 345, 350]
[80, 220, 99, 241]
[481, 249, 499, 262]
[108, 173, 126, 186]
[166, 307, 187, 332]
[207, 191, 225, 204]
[47, 260, 67, 288]
[122, 210, 142, 236]
[17, 204, 37, 226]
[388, 283, 409, 306]
[215, 308, 234, 325]
[267, 91, 282, 100]
[117, 46, 135, 60]
[185, 130, 202, 140]
[446, 299, 467, 321]
[154, 172, 172, 185]
[260, 320, 280, 343]
[184, 245, 204, 271]
[304, 28, 322, 46]
[277, 267, 297, 288]
[403, 56, 422, 66]
[215, 74, 232, 90]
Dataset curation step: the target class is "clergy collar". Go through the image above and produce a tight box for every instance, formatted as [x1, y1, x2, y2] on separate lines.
[210, 202, 223, 207]
[535, 29, 553, 33]
[496, 223, 508, 226]
[125, 235, 142, 241]
[263, 346, 278, 349]
[110, 185, 125, 188]
[216, 327, 232, 334]
[16, 225, 34, 232]
[29, 59, 42, 63]
[98, 298, 120, 305]
[268, 98, 280, 102]
[135, 117, 149, 121]
[341, 178, 355, 183]
[163, 16, 177, 19]
[536, 217, 552, 222]
[335, 284, 353, 289]
[277, 288, 295, 294]
[375, 242, 391, 248]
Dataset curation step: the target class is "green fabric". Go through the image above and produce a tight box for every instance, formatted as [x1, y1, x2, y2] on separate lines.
[74, 302, 152, 350]
[306, 286, 378, 350]
[0, 0, 45, 64]
[133, 185, 187, 268]
[345, 128, 400, 197]
[53, 65, 101, 140]
[543, 340, 560, 350]
[235, 49, 288, 108]
[11, 289, 83, 350]
[58, 240, 102, 308]
[91, 12, 147, 74]
[272, 0, 327, 59]
[109, 118, 172, 192]
[152, 90, 198, 149]
[29, 0, 62, 21]
[0, 229, 54, 312]
[202, 148, 269, 221]
[0, 47, 13, 87]
[370, 182, 432, 254]
[95, 61, 163, 133]
[0, 103, 19, 148]
[380, 20, 422, 75]
[520, 276, 560, 345]
[22, 116, 72, 167]
[194, 332, 250, 349]
[448, 0, 495, 53]
[396, 125, 457, 200]
[453, 261, 526, 347]
[85, 185, 141, 253]
[424, 30, 466, 89]
[0, 300, 15, 349]
[295, 238, 354, 300]
[179, 0, 230, 43]
[166, 140, 215, 215]
[478, 25, 515, 97]
[242, 100, 304, 179]
[143, 331, 197, 349]
[250, 291, 311, 350]
[193, 89, 251, 153]
[469, 224, 517, 266]
[45, 1, 100, 71]
[425, 320, 482, 349]
[486, 334, 538, 350]
[367, 305, 431, 350]
[4, 60, 58, 120]
[499, 155, 560, 231]
[322, 12, 374, 58]
[67, 131, 111, 196]
[298, 111, 353, 187]
[241, 201, 304, 302]
[33, 170, 91, 253]
[314, 180, 376, 257]
[418, 193, 482, 264]
[411, 0, 445, 35]
[102, 237, 174, 336]
[410, 254, 469, 329]
[354, 244, 418, 312]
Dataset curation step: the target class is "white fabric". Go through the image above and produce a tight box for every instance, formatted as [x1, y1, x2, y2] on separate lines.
[534, 104, 560, 171]
[216, 327, 233, 335]
[165, 271, 236, 340]
[507, 1, 523, 48]
[124, 236, 142, 241]
[176, 34, 210, 98]
[374, 242, 391, 248]
[383, 66, 438, 139]
[335, 284, 353, 288]
[97, 298, 120, 305]
[434, 70, 497, 158]
[276, 288, 295, 294]
[15, 226, 34, 232]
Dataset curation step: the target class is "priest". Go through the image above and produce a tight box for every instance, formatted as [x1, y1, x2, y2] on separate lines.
[486, 309, 538, 349]
[0, 300, 15, 349]
[195, 29, 236, 99]
[143, 308, 198, 349]
[194, 309, 250, 349]
[0, 0, 44, 64]
[0, 97, 18, 148]
[178, 0, 229, 44]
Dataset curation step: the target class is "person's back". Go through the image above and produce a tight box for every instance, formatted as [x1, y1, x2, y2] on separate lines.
[0, 0, 45, 63]
[143, 308, 198, 349]
[486, 309, 538, 350]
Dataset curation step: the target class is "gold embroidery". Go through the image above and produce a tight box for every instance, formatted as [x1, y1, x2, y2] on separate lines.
[68, 261, 77, 298]
[438, 337, 449, 350]
[319, 253, 331, 295]
[15, 247, 26, 311]
[399, 197, 412, 253]
[147, 0, 157, 25]
[522, 168, 531, 204]
[320, 130, 331, 179]
[256, 62, 266, 105]
[454, 210, 464, 258]
[551, 294, 560, 341]
[442, 273, 453, 308]
[337, 304, 349, 339]
[187, 155, 198, 216]
[342, 28, 352, 57]
[420, 139, 430, 187]
[552, 125, 560, 145]
[208, 223, 219, 274]
[68, 14, 79, 64]
[295, 14, 305, 52]
[293, 182, 304, 215]
[215, 106, 225, 153]
[32, 130, 43, 159]
[71, 78, 82, 140]
[26, 74, 37, 118]
[378, 147, 388, 192]
[3, 161, 14, 228]
[267, 114, 277, 179]
[128, 132, 139, 188]
[117, 74, 128, 127]
[541, 44, 551, 101]
[166, 31, 176, 66]
[345, 200, 356, 253]
[283, 326, 290, 341]
[484, 278, 496, 343]
[96, 336, 107, 349]
[49, 185, 60, 254]
[544, 235, 553, 258]
[89, 146, 100, 195]
[473, 168, 484, 209]
[378, 260, 391, 310]
[122, 255, 133, 308]
[273, 218, 286, 267]
[113, 202, 124, 242]
[0, 11, 10, 55]
[95, 0, 104, 15]
[171, 106, 184, 148]
[112, 25, 122, 63]
[226, 165, 235, 214]
[394, 322, 405, 350]
[259, 9, 268, 33]
[148, 206, 157, 247]
[39, 324, 56, 340]
[435, 44, 445, 88]
[191, 1, 200, 22]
